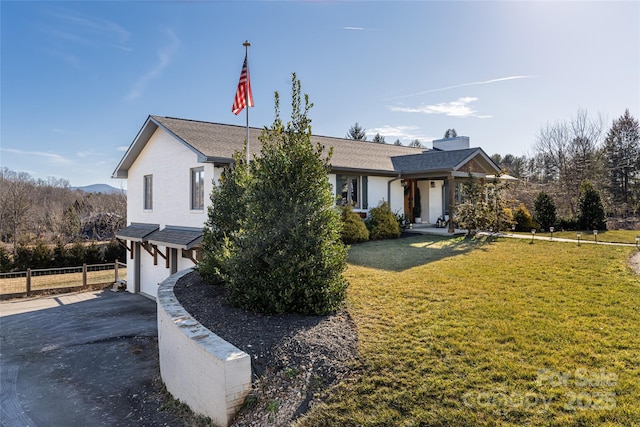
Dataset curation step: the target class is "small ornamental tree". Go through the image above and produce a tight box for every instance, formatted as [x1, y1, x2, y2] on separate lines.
[578, 180, 607, 231]
[225, 74, 348, 315]
[533, 191, 557, 231]
[487, 179, 514, 232]
[456, 175, 490, 235]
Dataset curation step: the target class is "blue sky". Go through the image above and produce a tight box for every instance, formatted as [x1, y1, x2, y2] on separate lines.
[1, 1, 638, 187]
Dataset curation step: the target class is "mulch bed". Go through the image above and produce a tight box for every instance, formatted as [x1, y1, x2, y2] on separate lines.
[173, 271, 359, 426]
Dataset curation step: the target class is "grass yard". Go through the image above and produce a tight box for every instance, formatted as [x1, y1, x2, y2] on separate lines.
[299, 235, 640, 426]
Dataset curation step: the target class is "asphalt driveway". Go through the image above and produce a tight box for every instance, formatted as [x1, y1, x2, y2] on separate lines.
[0, 290, 182, 426]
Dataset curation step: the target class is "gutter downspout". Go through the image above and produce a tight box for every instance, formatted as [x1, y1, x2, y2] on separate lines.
[387, 174, 402, 206]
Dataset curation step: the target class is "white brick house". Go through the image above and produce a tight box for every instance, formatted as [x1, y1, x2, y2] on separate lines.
[113, 115, 500, 298]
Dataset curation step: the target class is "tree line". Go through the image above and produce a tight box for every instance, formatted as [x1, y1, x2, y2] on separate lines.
[346, 109, 638, 231]
[0, 239, 125, 273]
[0, 167, 127, 258]
[490, 109, 639, 228]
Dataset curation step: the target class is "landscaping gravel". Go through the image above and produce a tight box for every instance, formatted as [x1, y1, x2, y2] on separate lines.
[173, 271, 359, 426]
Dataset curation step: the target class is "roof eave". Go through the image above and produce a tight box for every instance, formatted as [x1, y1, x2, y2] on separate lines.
[112, 115, 210, 179]
[112, 115, 158, 179]
[330, 166, 397, 176]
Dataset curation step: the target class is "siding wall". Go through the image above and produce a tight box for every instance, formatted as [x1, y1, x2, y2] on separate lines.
[124, 128, 223, 297]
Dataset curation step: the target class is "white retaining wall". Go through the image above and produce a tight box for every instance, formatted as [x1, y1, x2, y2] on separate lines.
[157, 269, 251, 427]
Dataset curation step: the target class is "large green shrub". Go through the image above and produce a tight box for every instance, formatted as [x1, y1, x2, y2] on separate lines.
[557, 216, 579, 231]
[578, 180, 607, 231]
[513, 203, 538, 231]
[533, 191, 557, 231]
[0, 246, 12, 273]
[220, 74, 348, 315]
[340, 205, 369, 243]
[197, 151, 251, 285]
[366, 201, 401, 240]
[102, 239, 126, 263]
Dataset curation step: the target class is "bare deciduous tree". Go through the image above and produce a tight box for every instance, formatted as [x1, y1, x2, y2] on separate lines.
[534, 109, 605, 215]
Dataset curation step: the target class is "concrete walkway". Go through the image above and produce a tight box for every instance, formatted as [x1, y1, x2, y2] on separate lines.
[0, 290, 181, 427]
[479, 231, 640, 248]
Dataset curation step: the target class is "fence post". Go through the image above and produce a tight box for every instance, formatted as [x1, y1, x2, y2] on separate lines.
[26, 268, 31, 296]
[82, 264, 87, 287]
[114, 259, 119, 283]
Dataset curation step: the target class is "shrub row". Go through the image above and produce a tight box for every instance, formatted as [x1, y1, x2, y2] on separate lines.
[0, 240, 125, 273]
[340, 202, 401, 244]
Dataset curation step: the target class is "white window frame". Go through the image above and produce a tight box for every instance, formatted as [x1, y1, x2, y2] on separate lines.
[191, 167, 205, 211]
[143, 174, 153, 210]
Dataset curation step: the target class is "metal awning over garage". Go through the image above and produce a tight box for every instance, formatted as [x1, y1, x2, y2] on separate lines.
[115, 223, 159, 242]
[146, 226, 203, 250]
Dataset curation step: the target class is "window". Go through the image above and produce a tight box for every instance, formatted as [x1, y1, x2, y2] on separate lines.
[143, 175, 153, 210]
[336, 175, 368, 209]
[191, 167, 205, 210]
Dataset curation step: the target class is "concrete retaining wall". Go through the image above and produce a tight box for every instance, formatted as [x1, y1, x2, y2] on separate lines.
[157, 269, 251, 427]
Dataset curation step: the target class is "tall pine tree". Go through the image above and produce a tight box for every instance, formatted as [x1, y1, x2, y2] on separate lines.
[604, 109, 639, 213]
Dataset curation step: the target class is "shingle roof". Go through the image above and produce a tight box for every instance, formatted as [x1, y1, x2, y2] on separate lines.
[146, 226, 203, 250]
[115, 223, 159, 242]
[391, 148, 484, 173]
[151, 116, 425, 173]
[113, 115, 500, 178]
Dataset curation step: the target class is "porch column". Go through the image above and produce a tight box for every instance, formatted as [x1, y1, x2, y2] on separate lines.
[448, 174, 456, 233]
[134, 242, 141, 293]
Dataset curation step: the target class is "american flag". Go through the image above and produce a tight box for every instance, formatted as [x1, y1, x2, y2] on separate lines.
[232, 55, 253, 115]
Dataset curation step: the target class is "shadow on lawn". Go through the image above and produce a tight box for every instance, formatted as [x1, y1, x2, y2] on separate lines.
[347, 233, 498, 272]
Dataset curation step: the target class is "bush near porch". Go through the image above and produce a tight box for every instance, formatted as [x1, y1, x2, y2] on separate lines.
[298, 235, 640, 426]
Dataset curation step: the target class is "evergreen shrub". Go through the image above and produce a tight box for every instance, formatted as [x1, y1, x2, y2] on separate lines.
[340, 205, 369, 243]
[366, 201, 401, 240]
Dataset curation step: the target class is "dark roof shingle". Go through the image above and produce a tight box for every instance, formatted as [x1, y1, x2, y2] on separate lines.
[146, 226, 203, 250]
[152, 116, 425, 173]
[115, 223, 159, 241]
[391, 148, 483, 173]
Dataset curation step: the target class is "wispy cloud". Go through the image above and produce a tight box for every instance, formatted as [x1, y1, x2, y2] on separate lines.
[343, 26, 364, 31]
[390, 97, 492, 118]
[52, 12, 130, 46]
[117, 146, 129, 152]
[1, 148, 72, 164]
[386, 75, 534, 101]
[368, 125, 434, 144]
[126, 29, 180, 101]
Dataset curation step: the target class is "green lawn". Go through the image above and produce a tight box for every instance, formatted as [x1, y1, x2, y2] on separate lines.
[299, 235, 640, 426]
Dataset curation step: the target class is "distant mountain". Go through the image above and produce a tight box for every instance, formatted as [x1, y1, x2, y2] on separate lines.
[71, 184, 126, 194]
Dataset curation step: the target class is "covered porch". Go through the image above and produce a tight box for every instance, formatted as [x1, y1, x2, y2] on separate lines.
[391, 146, 503, 233]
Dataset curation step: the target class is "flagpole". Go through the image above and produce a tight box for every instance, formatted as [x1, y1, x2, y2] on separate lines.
[243, 40, 251, 164]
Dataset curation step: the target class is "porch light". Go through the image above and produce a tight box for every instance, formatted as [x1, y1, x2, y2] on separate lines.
[593, 229, 598, 244]
[430, 181, 436, 188]
[577, 232, 582, 246]
[549, 226, 554, 241]
[531, 228, 536, 244]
